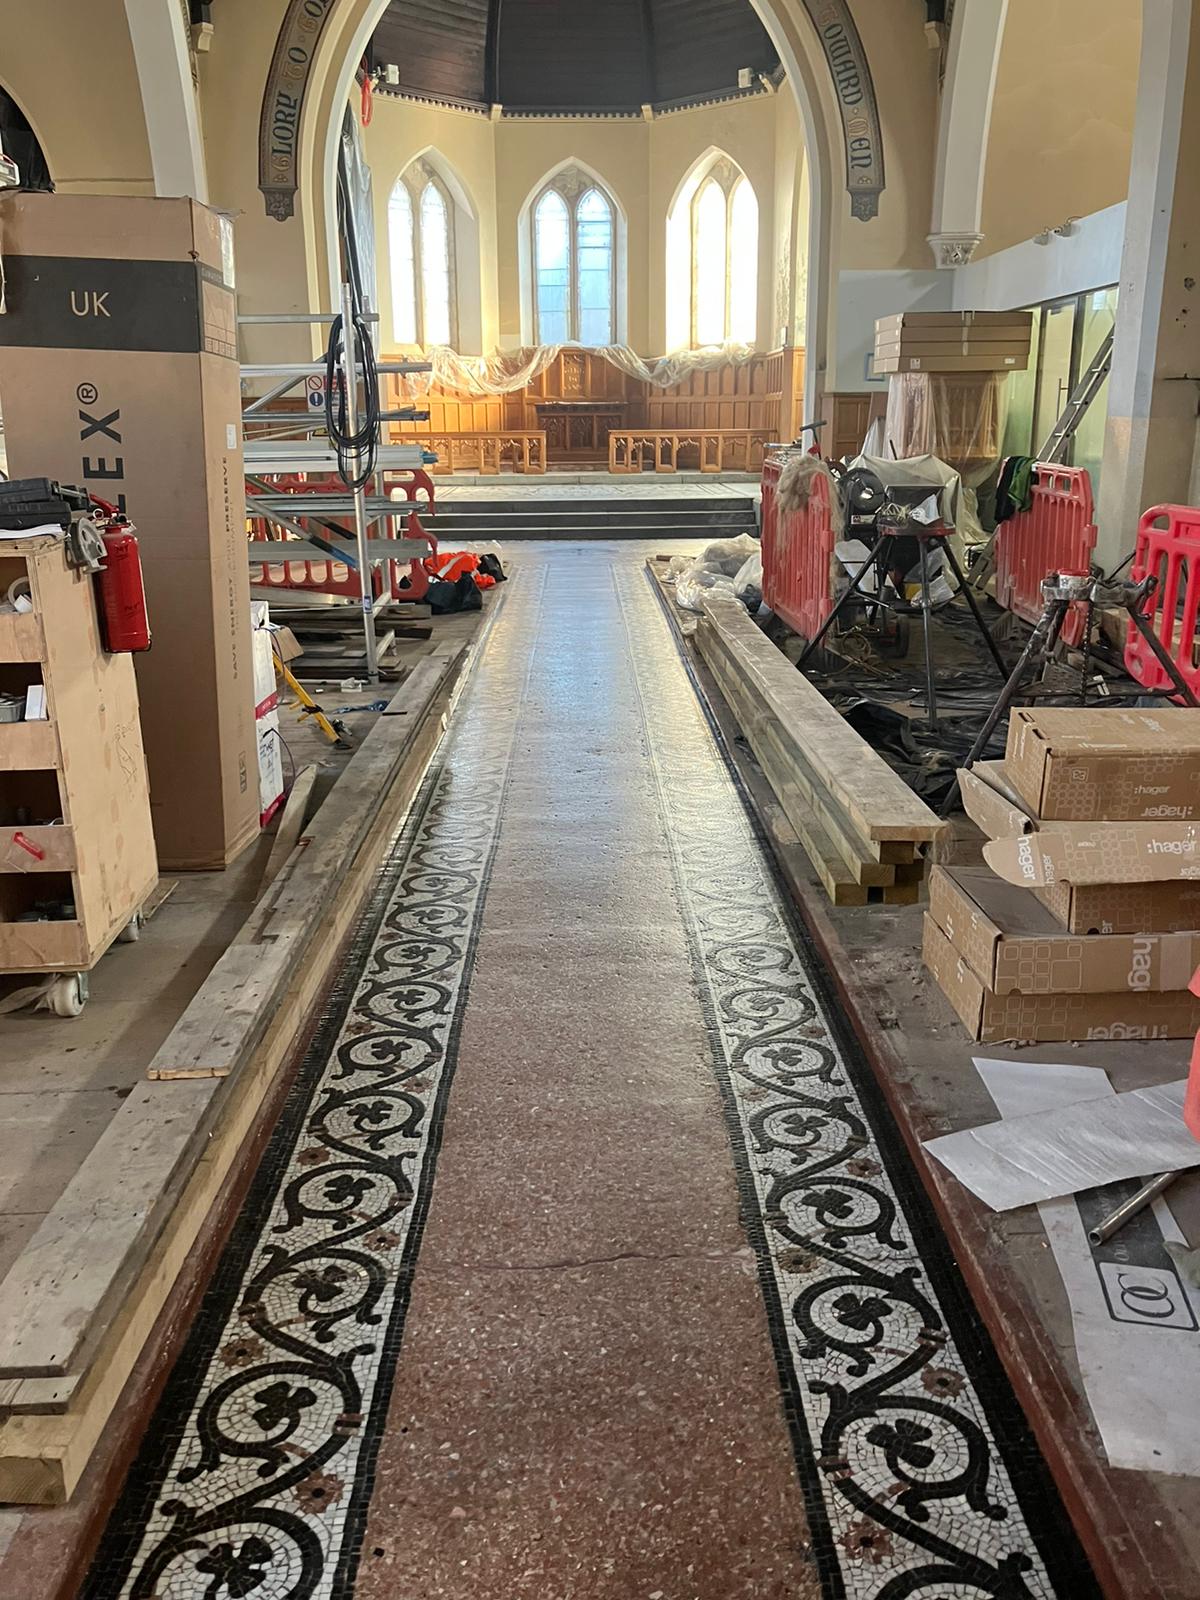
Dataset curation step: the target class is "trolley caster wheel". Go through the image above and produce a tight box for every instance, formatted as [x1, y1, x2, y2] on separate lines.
[117, 912, 144, 944]
[47, 973, 88, 1018]
[878, 614, 911, 659]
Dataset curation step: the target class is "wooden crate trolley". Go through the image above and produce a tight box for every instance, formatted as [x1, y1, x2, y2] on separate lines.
[0, 535, 158, 1015]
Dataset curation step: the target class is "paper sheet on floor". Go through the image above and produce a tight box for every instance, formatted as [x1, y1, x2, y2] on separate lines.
[924, 1076, 1198, 1210]
[976, 1056, 1200, 1476]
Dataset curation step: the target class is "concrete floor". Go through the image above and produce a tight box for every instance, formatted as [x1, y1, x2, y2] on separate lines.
[75, 543, 1094, 1600]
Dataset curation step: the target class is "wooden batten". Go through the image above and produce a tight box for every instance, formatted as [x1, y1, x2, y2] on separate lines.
[0, 628, 485, 1503]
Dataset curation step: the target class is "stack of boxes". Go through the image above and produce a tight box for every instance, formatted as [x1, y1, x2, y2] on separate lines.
[872, 311, 1034, 482]
[924, 708, 1200, 1043]
[251, 602, 285, 828]
[872, 311, 1034, 376]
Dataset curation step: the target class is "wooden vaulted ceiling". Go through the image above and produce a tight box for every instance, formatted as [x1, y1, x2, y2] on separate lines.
[369, 0, 780, 114]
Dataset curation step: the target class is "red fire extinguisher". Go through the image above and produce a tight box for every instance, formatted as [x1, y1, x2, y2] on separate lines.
[89, 502, 152, 654]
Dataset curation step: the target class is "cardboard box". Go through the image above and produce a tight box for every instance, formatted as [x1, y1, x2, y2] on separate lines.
[922, 914, 1200, 1042]
[251, 625, 278, 717]
[1006, 707, 1200, 821]
[873, 351, 1028, 375]
[256, 707, 285, 826]
[1034, 878, 1200, 936]
[876, 311, 1034, 337]
[873, 312, 1032, 374]
[959, 763, 1200, 887]
[874, 338, 1031, 360]
[929, 865, 1200, 994]
[0, 193, 257, 870]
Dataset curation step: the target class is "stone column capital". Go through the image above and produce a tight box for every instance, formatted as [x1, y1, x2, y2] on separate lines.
[927, 231, 984, 268]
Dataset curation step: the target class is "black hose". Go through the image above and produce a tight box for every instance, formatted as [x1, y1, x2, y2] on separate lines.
[324, 311, 378, 491]
[324, 127, 380, 492]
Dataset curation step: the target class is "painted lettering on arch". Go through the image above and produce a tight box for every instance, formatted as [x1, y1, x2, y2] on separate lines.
[800, 0, 885, 220]
[258, 0, 339, 221]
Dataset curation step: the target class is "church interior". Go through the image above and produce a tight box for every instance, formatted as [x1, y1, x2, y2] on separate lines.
[0, 3, 1198, 1598]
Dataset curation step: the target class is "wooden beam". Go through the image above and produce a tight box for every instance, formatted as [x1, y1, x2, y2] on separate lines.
[0, 649, 468, 1389]
[0, 678, 455, 1499]
[258, 763, 319, 894]
[700, 593, 946, 844]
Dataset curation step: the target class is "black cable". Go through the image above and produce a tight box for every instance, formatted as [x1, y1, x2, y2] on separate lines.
[324, 311, 379, 490]
[324, 134, 381, 492]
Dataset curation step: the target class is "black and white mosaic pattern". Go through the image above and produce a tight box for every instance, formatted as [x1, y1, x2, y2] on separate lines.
[84, 550, 1095, 1600]
[614, 565, 1097, 1600]
[85, 570, 546, 1600]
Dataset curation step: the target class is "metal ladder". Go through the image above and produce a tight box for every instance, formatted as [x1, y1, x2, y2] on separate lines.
[1037, 325, 1115, 463]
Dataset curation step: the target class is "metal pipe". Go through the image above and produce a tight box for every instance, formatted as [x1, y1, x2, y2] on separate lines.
[918, 535, 939, 732]
[795, 529, 892, 668]
[238, 312, 379, 324]
[242, 374, 304, 415]
[340, 281, 379, 684]
[1088, 1171, 1183, 1246]
[240, 361, 432, 378]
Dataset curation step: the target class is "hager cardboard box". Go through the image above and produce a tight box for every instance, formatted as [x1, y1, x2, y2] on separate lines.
[876, 311, 1034, 338]
[1034, 878, 1200, 936]
[0, 193, 256, 870]
[1006, 707, 1200, 821]
[873, 350, 1028, 375]
[959, 763, 1200, 887]
[928, 865, 1200, 995]
[922, 914, 1200, 1043]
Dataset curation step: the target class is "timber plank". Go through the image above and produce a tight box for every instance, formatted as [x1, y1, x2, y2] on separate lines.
[700, 628, 896, 888]
[0, 644, 466, 1395]
[0, 1080, 219, 1379]
[700, 593, 945, 844]
[259, 764, 319, 893]
[0, 683, 454, 1447]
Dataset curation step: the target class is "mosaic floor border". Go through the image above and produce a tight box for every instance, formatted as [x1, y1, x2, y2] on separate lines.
[615, 565, 1100, 1600]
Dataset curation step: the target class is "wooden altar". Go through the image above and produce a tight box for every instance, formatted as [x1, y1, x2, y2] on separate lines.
[535, 401, 630, 463]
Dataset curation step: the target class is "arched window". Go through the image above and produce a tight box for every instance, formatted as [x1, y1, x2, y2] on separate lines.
[531, 170, 616, 346]
[388, 161, 458, 348]
[666, 157, 759, 350]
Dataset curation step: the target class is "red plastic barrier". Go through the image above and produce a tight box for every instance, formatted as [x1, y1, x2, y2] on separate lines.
[1125, 504, 1200, 701]
[247, 472, 436, 605]
[760, 454, 836, 640]
[994, 464, 1096, 647]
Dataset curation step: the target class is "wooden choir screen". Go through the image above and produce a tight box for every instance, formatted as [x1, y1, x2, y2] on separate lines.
[387, 347, 805, 473]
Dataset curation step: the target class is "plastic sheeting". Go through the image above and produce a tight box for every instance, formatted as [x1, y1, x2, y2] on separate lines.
[394, 341, 758, 399]
[670, 533, 761, 614]
[884, 372, 1009, 490]
[339, 107, 377, 314]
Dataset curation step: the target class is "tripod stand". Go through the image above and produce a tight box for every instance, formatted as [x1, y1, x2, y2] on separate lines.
[796, 512, 1008, 732]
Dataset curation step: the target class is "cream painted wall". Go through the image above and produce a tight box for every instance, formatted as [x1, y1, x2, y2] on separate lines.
[197, 0, 317, 364]
[0, 0, 153, 194]
[363, 98, 499, 353]
[362, 93, 799, 358]
[647, 94, 781, 354]
[772, 87, 806, 347]
[493, 118, 651, 350]
[980, 0, 1140, 258]
[837, 0, 941, 272]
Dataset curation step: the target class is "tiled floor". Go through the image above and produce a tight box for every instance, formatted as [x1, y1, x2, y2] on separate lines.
[83, 543, 1097, 1599]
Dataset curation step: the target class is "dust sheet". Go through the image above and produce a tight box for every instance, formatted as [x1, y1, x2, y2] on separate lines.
[976, 1057, 1200, 1476]
[923, 1077, 1197, 1210]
